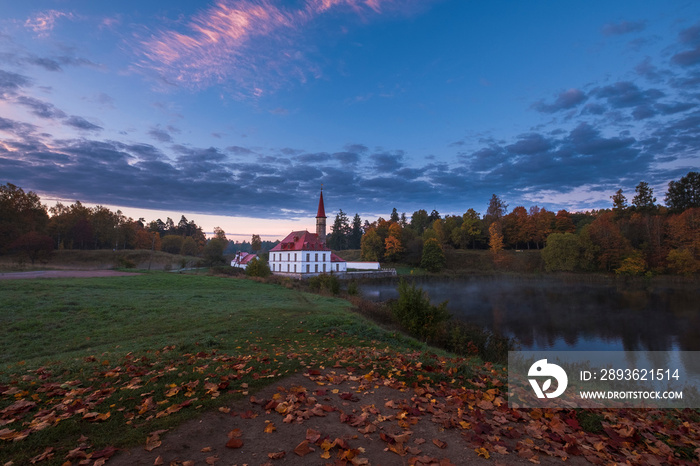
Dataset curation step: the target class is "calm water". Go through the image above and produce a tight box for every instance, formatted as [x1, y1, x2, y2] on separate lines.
[360, 276, 700, 352]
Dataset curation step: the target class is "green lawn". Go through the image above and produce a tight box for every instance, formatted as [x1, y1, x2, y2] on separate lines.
[1, 273, 452, 465]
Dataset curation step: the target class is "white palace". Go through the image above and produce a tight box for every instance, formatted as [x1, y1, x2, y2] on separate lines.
[268, 191, 348, 277]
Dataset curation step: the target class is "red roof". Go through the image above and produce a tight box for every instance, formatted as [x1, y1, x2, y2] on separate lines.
[330, 252, 346, 263]
[316, 191, 326, 218]
[239, 253, 257, 264]
[270, 230, 330, 252]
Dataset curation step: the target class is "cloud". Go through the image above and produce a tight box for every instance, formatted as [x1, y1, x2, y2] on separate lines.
[134, 0, 420, 96]
[671, 21, 700, 67]
[0, 69, 31, 98]
[370, 150, 404, 172]
[65, 116, 103, 132]
[601, 20, 646, 36]
[15, 96, 67, 119]
[148, 126, 174, 143]
[532, 88, 587, 113]
[595, 81, 664, 108]
[24, 10, 75, 37]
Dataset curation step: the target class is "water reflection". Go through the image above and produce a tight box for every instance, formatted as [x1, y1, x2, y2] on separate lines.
[360, 276, 700, 352]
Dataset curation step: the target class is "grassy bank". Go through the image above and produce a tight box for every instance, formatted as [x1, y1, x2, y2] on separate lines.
[0, 249, 201, 273]
[0, 273, 479, 465]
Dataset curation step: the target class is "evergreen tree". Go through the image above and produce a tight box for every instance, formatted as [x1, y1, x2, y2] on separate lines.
[390, 207, 400, 222]
[632, 181, 656, 210]
[665, 171, 700, 211]
[328, 209, 350, 250]
[349, 214, 363, 249]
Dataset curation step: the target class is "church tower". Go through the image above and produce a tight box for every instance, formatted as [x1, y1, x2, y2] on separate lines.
[316, 190, 327, 244]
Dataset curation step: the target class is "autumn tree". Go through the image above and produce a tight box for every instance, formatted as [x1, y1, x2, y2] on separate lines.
[553, 210, 576, 233]
[488, 222, 504, 255]
[0, 183, 49, 252]
[361, 228, 384, 261]
[384, 223, 404, 262]
[9, 231, 54, 265]
[213, 226, 227, 242]
[586, 211, 631, 271]
[251, 234, 262, 253]
[161, 235, 184, 254]
[451, 209, 482, 249]
[665, 171, 700, 212]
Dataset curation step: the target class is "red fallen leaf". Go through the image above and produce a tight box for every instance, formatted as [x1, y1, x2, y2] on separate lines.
[340, 392, 359, 401]
[205, 456, 219, 464]
[308, 369, 321, 375]
[154, 455, 164, 465]
[432, 438, 447, 449]
[306, 428, 321, 443]
[293, 440, 314, 456]
[227, 428, 242, 438]
[86, 446, 117, 462]
[268, 451, 286, 459]
[315, 389, 327, 396]
[240, 409, 258, 419]
[225, 438, 244, 449]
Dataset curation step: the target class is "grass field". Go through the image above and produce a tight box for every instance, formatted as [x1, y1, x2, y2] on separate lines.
[0, 272, 462, 465]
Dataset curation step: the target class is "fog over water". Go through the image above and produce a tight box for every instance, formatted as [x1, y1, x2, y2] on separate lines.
[360, 276, 700, 352]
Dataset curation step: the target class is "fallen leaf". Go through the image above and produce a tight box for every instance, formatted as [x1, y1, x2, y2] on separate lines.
[264, 421, 276, 433]
[205, 456, 219, 464]
[268, 451, 286, 459]
[432, 438, 447, 449]
[294, 440, 314, 457]
[225, 438, 243, 449]
[475, 447, 490, 459]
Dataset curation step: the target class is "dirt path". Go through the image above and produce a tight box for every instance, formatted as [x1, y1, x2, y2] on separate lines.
[110, 369, 591, 466]
[0, 270, 141, 280]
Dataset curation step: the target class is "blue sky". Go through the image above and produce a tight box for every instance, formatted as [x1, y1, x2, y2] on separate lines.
[1, 0, 699, 238]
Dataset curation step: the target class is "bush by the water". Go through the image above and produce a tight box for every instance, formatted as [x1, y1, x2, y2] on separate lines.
[392, 278, 450, 342]
[307, 273, 340, 295]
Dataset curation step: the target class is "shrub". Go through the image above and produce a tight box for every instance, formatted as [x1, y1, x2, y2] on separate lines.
[307, 274, 340, 295]
[245, 257, 271, 277]
[542, 232, 581, 272]
[615, 252, 648, 276]
[347, 280, 359, 296]
[392, 279, 449, 342]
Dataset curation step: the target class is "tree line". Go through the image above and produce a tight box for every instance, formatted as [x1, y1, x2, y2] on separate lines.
[2, 171, 698, 274]
[0, 183, 228, 264]
[323, 171, 698, 275]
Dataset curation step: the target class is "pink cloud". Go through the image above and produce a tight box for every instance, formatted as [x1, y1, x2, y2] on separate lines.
[25, 10, 74, 37]
[136, 0, 419, 96]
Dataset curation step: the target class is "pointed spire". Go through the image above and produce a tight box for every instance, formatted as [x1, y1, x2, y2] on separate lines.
[316, 189, 326, 218]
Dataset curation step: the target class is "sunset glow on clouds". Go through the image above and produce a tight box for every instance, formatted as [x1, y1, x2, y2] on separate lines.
[137, 0, 410, 94]
[1, 0, 700, 236]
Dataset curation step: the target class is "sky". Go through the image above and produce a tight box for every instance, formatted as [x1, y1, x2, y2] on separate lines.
[1, 0, 699, 239]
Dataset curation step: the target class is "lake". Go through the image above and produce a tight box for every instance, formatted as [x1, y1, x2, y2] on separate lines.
[360, 275, 700, 352]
